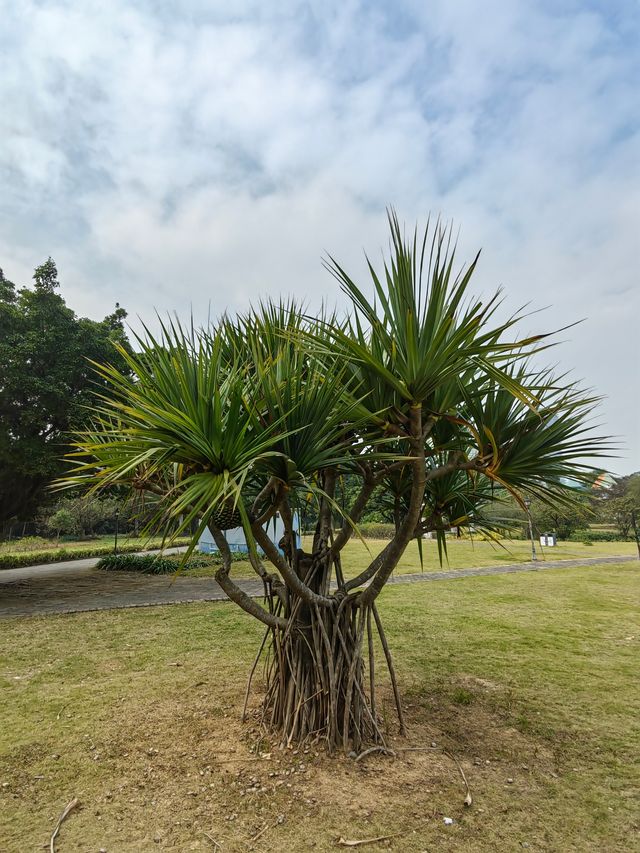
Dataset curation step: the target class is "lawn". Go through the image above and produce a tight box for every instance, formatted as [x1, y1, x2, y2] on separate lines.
[1, 533, 634, 574]
[185, 536, 637, 578]
[1, 562, 638, 851]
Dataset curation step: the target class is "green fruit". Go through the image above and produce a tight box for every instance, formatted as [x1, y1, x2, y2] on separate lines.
[210, 501, 242, 531]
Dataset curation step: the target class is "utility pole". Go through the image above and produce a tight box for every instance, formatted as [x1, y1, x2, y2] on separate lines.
[114, 509, 120, 554]
[524, 498, 537, 561]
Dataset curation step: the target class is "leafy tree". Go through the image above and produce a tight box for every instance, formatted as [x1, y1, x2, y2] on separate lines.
[43, 495, 121, 538]
[0, 260, 132, 526]
[62, 213, 609, 752]
[45, 506, 76, 539]
[596, 473, 640, 541]
[527, 497, 590, 539]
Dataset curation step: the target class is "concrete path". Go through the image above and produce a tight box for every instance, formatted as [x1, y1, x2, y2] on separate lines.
[0, 554, 635, 619]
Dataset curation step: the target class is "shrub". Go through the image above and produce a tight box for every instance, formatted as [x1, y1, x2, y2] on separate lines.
[98, 554, 179, 574]
[96, 552, 241, 574]
[351, 522, 396, 539]
[569, 529, 631, 543]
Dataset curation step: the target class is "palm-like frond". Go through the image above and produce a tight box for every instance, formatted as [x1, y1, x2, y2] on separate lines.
[58, 211, 612, 582]
[457, 365, 613, 507]
[323, 209, 547, 422]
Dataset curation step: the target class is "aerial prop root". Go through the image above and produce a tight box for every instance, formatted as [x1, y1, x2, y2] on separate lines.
[244, 594, 406, 752]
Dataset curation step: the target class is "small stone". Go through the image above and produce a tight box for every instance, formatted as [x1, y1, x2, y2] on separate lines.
[507, 778, 514, 784]
[431, 742, 437, 748]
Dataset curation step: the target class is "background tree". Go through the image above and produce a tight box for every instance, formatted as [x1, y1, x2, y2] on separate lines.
[62, 214, 609, 753]
[595, 473, 640, 545]
[42, 495, 121, 539]
[526, 497, 591, 540]
[480, 493, 590, 540]
[0, 260, 132, 528]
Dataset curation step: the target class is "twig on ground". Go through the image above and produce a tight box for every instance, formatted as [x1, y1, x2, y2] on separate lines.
[203, 831, 222, 849]
[337, 832, 400, 847]
[444, 749, 473, 807]
[180, 680, 207, 694]
[353, 745, 396, 763]
[49, 797, 80, 853]
[249, 823, 270, 843]
[394, 746, 439, 752]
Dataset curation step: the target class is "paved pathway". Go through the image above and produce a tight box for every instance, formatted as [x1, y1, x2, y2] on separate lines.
[0, 554, 635, 619]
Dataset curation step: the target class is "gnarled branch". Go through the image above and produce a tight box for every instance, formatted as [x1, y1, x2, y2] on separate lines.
[210, 524, 287, 630]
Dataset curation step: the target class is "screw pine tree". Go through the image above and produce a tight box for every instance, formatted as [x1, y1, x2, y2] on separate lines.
[61, 213, 609, 752]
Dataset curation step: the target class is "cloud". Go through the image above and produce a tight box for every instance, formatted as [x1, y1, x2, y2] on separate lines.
[1, 0, 638, 470]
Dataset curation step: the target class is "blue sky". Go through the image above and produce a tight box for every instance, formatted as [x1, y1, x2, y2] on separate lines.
[1, 1, 639, 471]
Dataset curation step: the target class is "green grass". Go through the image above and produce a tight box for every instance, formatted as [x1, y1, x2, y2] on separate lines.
[1, 532, 633, 574]
[0, 534, 128, 554]
[1, 562, 638, 851]
[185, 536, 637, 578]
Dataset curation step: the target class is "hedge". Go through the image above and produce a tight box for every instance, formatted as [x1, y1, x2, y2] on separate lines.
[569, 529, 632, 543]
[349, 522, 396, 539]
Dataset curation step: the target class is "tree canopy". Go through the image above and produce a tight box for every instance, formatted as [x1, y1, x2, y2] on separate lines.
[0, 260, 131, 526]
[594, 472, 640, 540]
[61, 212, 610, 751]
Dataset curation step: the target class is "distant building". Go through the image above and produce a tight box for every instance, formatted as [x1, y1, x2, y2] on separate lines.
[198, 512, 301, 555]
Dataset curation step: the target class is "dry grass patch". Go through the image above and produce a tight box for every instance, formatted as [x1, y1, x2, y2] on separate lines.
[1, 563, 638, 851]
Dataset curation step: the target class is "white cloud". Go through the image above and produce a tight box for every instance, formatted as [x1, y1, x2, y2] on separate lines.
[0, 0, 638, 470]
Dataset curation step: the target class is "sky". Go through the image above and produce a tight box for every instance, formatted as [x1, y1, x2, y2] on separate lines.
[1, 0, 639, 472]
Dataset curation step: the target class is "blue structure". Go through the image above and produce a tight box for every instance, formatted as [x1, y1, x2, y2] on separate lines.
[198, 512, 301, 555]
